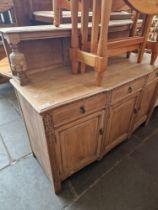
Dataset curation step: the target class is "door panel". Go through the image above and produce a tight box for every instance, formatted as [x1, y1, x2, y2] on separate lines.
[56, 111, 105, 179]
[106, 94, 138, 148]
[135, 81, 157, 127]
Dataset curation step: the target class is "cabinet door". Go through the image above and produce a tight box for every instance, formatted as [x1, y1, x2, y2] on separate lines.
[134, 81, 158, 129]
[55, 111, 105, 179]
[105, 94, 138, 150]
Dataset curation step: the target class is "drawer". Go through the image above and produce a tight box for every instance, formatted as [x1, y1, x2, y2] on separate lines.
[147, 69, 158, 84]
[111, 77, 146, 104]
[53, 93, 107, 127]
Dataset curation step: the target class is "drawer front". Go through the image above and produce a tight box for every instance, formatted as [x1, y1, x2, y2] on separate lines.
[53, 93, 107, 127]
[111, 77, 146, 104]
[147, 69, 158, 84]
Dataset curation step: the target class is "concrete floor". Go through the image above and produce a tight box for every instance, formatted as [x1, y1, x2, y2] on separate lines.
[0, 82, 158, 210]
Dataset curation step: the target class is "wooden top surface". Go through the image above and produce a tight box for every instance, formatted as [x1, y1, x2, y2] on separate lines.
[0, 19, 134, 34]
[0, 19, 143, 43]
[33, 11, 131, 23]
[125, 0, 158, 15]
[10, 54, 157, 114]
[0, 57, 12, 78]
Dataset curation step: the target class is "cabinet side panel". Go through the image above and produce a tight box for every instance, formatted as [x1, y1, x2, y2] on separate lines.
[17, 92, 52, 182]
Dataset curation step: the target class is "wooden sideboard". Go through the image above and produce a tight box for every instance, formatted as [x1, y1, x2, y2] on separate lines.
[1, 25, 158, 193]
[9, 55, 158, 193]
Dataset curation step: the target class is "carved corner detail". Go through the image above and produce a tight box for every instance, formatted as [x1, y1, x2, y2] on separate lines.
[9, 43, 29, 86]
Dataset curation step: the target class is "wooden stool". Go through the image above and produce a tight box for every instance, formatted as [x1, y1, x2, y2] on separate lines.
[70, 0, 157, 86]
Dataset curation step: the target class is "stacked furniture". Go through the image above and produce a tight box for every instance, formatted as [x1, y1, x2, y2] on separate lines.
[0, 0, 158, 194]
[70, 0, 153, 85]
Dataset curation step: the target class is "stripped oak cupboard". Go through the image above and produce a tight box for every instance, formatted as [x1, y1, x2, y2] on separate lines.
[10, 56, 158, 193]
[1, 17, 158, 194]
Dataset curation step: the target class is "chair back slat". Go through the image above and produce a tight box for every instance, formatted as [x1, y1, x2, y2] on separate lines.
[71, 0, 79, 74]
[90, 0, 101, 53]
[80, 0, 90, 73]
[97, 0, 112, 57]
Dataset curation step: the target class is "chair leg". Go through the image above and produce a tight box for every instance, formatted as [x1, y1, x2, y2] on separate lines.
[138, 15, 153, 63]
[150, 52, 158, 65]
[53, 0, 61, 27]
[95, 69, 105, 86]
[72, 60, 79, 74]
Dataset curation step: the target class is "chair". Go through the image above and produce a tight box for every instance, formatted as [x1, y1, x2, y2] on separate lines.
[0, 0, 16, 84]
[70, 0, 157, 86]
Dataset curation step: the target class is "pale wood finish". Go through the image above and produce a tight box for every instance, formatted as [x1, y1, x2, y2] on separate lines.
[112, 0, 129, 11]
[125, 0, 158, 15]
[11, 56, 158, 193]
[0, 50, 10, 84]
[9, 55, 154, 113]
[70, 0, 154, 86]
[55, 111, 104, 180]
[137, 15, 153, 63]
[133, 69, 158, 130]
[111, 77, 146, 104]
[105, 93, 139, 153]
[17, 93, 53, 181]
[95, 0, 112, 86]
[0, 57, 12, 78]
[71, 0, 112, 86]
[10, 55, 158, 193]
[0, 20, 137, 86]
[146, 41, 158, 65]
[53, 93, 107, 127]
[80, 0, 90, 73]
